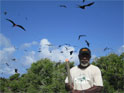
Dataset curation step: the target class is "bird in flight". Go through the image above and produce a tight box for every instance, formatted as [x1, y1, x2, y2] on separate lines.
[85, 40, 90, 47]
[4, 11, 7, 15]
[104, 47, 113, 51]
[78, 35, 86, 40]
[70, 51, 73, 55]
[45, 44, 53, 46]
[6, 63, 9, 66]
[6, 18, 26, 31]
[82, 0, 85, 3]
[15, 69, 18, 73]
[12, 58, 16, 61]
[78, 2, 95, 10]
[60, 5, 67, 8]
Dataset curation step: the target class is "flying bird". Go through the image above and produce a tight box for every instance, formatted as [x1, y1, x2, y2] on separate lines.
[65, 47, 69, 50]
[6, 63, 9, 66]
[104, 47, 113, 51]
[58, 45, 62, 47]
[82, 0, 85, 3]
[38, 50, 42, 52]
[45, 44, 53, 46]
[64, 43, 71, 46]
[4, 11, 7, 15]
[6, 18, 26, 31]
[85, 40, 90, 47]
[60, 5, 67, 8]
[78, 2, 95, 10]
[70, 51, 73, 55]
[15, 69, 18, 73]
[12, 58, 16, 61]
[60, 51, 64, 53]
[78, 35, 86, 40]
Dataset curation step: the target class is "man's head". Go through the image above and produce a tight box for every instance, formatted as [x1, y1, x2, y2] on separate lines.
[78, 47, 91, 68]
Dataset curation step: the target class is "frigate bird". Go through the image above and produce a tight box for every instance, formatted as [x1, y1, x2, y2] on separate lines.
[60, 5, 67, 8]
[78, 35, 86, 40]
[78, 2, 95, 10]
[85, 40, 90, 47]
[6, 18, 26, 31]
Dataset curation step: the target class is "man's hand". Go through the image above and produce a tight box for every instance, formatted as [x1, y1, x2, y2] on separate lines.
[65, 83, 74, 91]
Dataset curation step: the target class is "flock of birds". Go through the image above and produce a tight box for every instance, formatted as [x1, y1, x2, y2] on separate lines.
[60, 1, 95, 9]
[4, 0, 95, 32]
[1, 0, 113, 75]
[1, 34, 112, 75]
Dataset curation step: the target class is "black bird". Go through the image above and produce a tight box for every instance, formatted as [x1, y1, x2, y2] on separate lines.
[64, 43, 71, 46]
[104, 47, 108, 51]
[38, 50, 42, 52]
[104, 47, 113, 51]
[6, 19, 26, 31]
[60, 5, 67, 8]
[78, 35, 86, 40]
[12, 58, 16, 61]
[45, 44, 53, 46]
[65, 47, 69, 50]
[4, 11, 7, 15]
[6, 63, 9, 66]
[70, 51, 73, 55]
[78, 2, 95, 10]
[85, 40, 90, 47]
[83, 0, 85, 3]
[58, 44, 70, 47]
[58, 45, 62, 47]
[60, 51, 64, 53]
[15, 69, 18, 73]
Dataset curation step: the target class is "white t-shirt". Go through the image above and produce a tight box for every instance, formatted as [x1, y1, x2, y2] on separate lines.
[65, 64, 103, 90]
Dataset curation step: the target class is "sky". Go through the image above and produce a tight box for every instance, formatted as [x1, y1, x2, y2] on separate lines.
[0, 0, 124, 78]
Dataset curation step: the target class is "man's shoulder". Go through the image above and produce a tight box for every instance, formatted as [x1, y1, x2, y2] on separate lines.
[70, 66, 79, 71]
[89, 64, 101, 71]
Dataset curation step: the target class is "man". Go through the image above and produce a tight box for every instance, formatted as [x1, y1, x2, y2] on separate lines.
[65, 47, 103, 93]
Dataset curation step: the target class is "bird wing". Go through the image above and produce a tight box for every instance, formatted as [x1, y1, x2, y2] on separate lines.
[86, 2, 95, 6]
[79, 5, 85, 9]
[60, 5, 67, 8]
[104, 47, 108, 51]
[16, 25, 26, 31]
[85, 40, 90, 47]
[78, 35, 86, 40]
[83, 0, 85, 3]
[70, 51, 73, 55]
[6, 19, 16, 26]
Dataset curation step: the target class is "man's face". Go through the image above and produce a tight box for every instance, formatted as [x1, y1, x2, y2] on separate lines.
[79, 53, 90, 67]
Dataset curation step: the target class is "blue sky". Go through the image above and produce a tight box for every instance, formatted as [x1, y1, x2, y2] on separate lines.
[0, 0, 123, 78]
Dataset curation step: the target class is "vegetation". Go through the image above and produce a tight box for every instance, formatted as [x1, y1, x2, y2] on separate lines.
[0, 53, 124, 93]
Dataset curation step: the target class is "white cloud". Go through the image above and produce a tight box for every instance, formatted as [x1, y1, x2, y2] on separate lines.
[91, 55, 97, 60]
[36, 39, 79, 64]
[22, 51, 37, 66]
[118, 45, 124, 54]
[0, 47, 15, 62]
[21, 41, 38, 49]
[0, 33, 11, 48]
[0, 67, 14, 75]
[0, 33, 16, 76]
